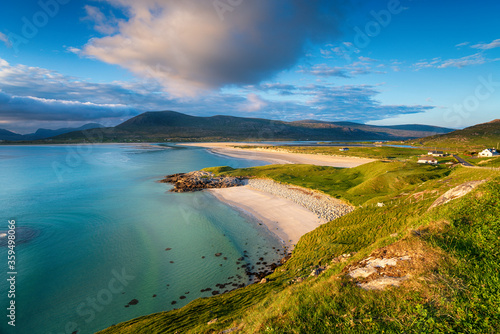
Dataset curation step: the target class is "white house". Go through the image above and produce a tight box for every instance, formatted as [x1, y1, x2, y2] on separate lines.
[418, 156, 439, 165]
[478, 148, 499, 157]
[428, 150, 444, 157]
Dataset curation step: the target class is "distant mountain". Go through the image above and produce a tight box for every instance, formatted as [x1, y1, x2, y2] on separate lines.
[0, 123, 104, 141]
[291, 120, 453, 139]
[0, 129, 24, 141]
[409, 119, 500, 150]
[378, 124, 453, 133]
[46, 111, 455, 143]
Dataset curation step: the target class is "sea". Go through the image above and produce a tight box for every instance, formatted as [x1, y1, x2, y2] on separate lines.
[0, 144, 284, 334]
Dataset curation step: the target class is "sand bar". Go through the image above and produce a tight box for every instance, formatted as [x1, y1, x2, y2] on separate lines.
[181, 142, 373, 167]
[209, 185, 324, 248]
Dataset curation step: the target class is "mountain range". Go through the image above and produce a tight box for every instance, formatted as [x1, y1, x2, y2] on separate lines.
[0, 123, 104, 141]
[40, 111, 453, 143]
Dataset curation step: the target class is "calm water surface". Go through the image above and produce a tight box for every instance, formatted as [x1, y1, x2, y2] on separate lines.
[0, 144, 283, 334]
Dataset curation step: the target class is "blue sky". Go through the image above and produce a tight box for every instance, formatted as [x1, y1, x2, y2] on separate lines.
[0, 0, 499, 133]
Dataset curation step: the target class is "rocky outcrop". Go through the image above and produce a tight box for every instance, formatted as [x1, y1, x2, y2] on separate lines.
[429, 180, 487, 210]
[159, 171, 244, 192]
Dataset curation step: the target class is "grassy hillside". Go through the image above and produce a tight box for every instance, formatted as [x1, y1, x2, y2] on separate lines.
[409, 119, 500, 151]
[99, 164, 499, 334]
[205, 161, 450, 205]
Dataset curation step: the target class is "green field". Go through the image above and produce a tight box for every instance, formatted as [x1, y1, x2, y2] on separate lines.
[457, 155, 500, 168]
[99, 163, 500, 334]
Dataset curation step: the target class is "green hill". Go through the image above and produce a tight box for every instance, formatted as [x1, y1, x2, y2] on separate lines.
[40, 111, 452, 143]
[409, 119, 500, 151]
[98, 163, 500, 334]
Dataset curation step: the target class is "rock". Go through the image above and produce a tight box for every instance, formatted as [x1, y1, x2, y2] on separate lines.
[358, 276, 410, 290]
[165, 248, 172, 251]
[260, 278, 269, 284]
[215, 253, 222, 257]
[128, 299, 139, 305]
[207, 318, 218, 325]
[160, 171, 245, 192]
[349, 266, 377, 279]
[429, 180, 487, 209]
[310, 267, 325, 277]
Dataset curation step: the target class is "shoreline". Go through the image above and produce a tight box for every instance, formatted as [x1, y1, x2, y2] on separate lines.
[180, 142, 374, 167]
[208, 185, 326, 249]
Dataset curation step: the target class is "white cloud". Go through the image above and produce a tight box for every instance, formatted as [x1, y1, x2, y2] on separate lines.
[82, 5, 120, 35]
[455, 42, 469, 48]
[471, 38, 500, 50]
[300, 57, 386, 78]
[0, 57, 433, 133]
[240, 94, 268, 112]
[438, 53, 487, 68]
[82, 0, 349, 96]
[413, 53, 497, 70]
[0, 32, 11, 47]
[66, 46, 81, 54]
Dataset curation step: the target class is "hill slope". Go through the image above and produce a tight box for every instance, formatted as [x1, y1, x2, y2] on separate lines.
[0, 129, 24, 141]
[410, 119, 500, 150]
[50, 111, 453, 143]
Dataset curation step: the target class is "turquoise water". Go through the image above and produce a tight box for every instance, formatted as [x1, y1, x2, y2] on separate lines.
[0, 144, 283, 334]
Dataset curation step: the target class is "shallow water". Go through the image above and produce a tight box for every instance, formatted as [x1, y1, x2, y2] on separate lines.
[0, 144, 284, 334]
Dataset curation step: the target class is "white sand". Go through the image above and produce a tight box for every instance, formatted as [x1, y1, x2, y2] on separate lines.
[181, 142, 373, 167]
[185, 142, 366, 248]
[209, 185, 325, 248]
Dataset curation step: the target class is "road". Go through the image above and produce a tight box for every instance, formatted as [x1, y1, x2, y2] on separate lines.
[453, 155, 474, 167]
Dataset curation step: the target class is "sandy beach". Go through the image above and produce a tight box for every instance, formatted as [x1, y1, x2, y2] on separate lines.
[183, 142, 363, 248]
[209, 185, 324, 248]
[208, 179, 354, 248]
[181, 142, 374, 168]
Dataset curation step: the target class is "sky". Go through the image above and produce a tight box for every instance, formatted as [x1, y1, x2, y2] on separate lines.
[0, 0, 499, 134]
